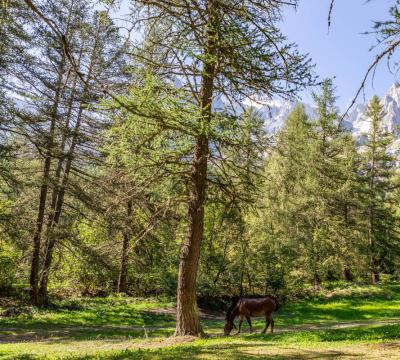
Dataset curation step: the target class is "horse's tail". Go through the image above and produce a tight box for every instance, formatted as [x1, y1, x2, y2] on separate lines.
[225, 297, 240, 321]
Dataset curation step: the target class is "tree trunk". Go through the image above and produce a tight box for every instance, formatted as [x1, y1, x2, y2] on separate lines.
[38, 106, 83, 306]
[342, 266, 353, 282]
[371, 269, 380, 284]
[312, 273, 321, 291]
[368, 118, 379, 284]
[38, 39, 95, 306]
[117, 199, 133, 293]
[29, 157, 52, 306]
[29, 57, 65, 305]
[175, 135, 208, 337]
[174, 0, 217, 337]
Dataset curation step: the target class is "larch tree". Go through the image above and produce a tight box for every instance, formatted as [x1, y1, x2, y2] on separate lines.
[128, 0, 314, 336]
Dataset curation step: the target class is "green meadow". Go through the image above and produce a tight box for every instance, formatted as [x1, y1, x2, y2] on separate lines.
[1, 284, 400, 359]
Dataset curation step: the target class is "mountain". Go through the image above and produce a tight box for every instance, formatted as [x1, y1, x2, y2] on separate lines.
[258, 83, 400, 141]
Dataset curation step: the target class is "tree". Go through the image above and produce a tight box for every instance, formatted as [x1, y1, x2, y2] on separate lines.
[129, 0, 314, 336]
[360, 95, 399, 283]
[307, 79, 361, 286]
[2, 0, 126, 305]
[258, 80, 361, 291]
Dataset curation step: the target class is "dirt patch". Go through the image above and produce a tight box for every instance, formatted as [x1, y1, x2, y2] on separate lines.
[373, 341, 400, 350]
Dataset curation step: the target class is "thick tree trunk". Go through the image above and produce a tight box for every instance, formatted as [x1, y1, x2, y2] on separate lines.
[117, 199, 133, 293]
[174, 0, 217, 336]
[175, 135, 208, 336]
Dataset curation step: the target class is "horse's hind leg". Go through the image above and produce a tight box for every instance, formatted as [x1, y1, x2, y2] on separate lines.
[270, 315, 274, 334]
[236, 315, 244, 335]
[245, 316, 253, 333]
[262, 315, 270, 334]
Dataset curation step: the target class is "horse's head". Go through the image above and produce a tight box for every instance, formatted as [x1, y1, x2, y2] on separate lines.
[223, 320, 236, 335]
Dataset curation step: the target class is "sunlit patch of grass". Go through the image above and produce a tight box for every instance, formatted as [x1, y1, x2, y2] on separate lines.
[1, 284, 400, 359]
[0, 296, 176, 329]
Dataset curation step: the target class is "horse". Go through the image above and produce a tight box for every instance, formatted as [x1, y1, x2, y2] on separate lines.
[223, 296, 279, 335]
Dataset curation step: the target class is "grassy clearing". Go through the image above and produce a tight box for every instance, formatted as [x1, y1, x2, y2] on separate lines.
[1, 284, 400, 359]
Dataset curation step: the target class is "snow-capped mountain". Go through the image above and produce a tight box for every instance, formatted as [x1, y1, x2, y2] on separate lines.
[213, 83, 400, 143]
[254, 83, 400, 159]
[258, 83, 400, 140]
[346, 84, 400, 137]
[243, 98, 317, 134]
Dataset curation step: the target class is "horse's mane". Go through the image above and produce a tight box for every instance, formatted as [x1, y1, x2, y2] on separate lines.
[225, 297, 239, 321]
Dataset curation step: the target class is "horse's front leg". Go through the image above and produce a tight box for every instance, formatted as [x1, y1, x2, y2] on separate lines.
[245, 316, 253, 333]
[262, 315, 270, 334]
[235, 315, 244, 335]
[270, 315, 274, 334]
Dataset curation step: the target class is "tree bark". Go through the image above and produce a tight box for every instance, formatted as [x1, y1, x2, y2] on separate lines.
[117, 199, 133, 293]
[175, 134, 209, 336]
[175, 0, 217, 337]
[30, 156, 52, 306]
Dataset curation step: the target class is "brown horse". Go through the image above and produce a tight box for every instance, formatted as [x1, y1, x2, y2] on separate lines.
[224, 297, 278, 335]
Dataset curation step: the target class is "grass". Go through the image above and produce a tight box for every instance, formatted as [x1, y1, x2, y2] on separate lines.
[1, 284, 400, 359]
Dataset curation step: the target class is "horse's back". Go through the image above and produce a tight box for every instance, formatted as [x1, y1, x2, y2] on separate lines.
[237, 297, 276, 316]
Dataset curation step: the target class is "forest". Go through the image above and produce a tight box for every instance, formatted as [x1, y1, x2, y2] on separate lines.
[1, 0, 400, 359]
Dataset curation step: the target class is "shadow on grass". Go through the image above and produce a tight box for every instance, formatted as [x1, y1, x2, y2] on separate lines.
[56, 342, 363, 360]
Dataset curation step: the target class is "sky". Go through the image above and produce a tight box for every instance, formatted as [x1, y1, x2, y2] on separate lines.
[281, 0, 397, 109]
[116, 0, 397, 110]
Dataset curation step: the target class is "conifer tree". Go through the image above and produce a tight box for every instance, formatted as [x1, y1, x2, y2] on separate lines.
[260, 80, 361, 288]
[128, 0, 314, 336]
[360, 95, 399, 283]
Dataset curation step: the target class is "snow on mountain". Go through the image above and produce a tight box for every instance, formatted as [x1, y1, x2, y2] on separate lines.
[257, 100, 299, 134]
[246, 99, 314, 134]
[255, 84, 400, 142]
[346, 84, 400, 138]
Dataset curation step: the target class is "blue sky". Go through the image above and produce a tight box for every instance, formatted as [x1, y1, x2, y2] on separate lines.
[116, 0, 397, 110]
[281, 0, 397, 109]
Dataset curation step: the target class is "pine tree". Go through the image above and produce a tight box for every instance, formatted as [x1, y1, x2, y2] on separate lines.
[360, 95, 399, 283]
[307, 79, 360, 286]
[260, 80, 361, 289]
